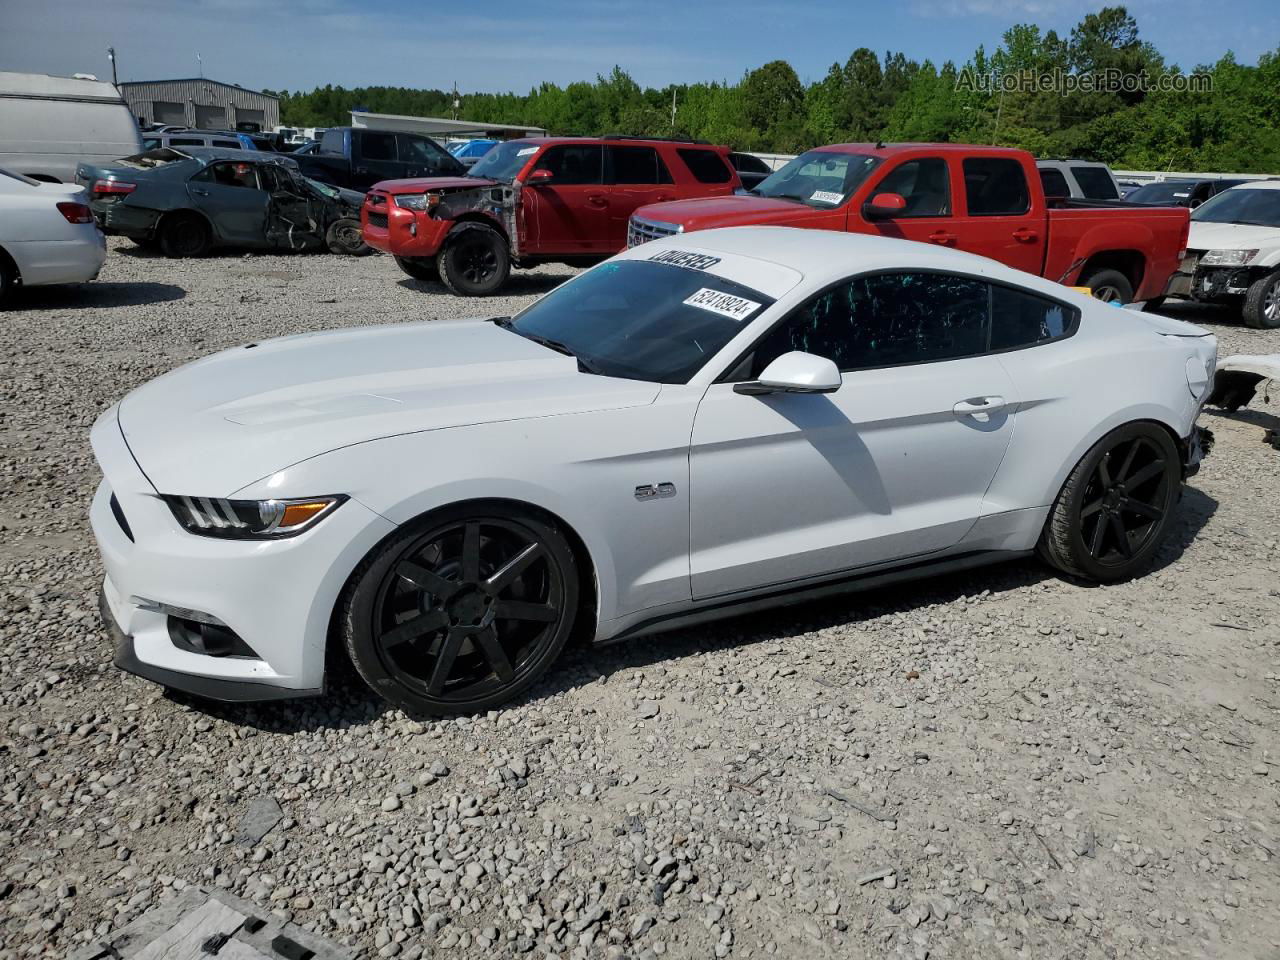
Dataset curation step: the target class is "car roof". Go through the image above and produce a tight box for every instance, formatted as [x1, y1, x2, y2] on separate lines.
[179, 146, 295, 165]
[617, 226, 1073, 302]
[808, 143, 1027, 159]
[1221, 180, 1280, 191]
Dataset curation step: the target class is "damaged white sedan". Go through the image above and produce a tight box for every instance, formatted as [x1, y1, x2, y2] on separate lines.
[91, 227, 1217, 715]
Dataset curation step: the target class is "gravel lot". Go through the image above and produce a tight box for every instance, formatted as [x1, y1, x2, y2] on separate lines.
[1, 240, 1278, 960]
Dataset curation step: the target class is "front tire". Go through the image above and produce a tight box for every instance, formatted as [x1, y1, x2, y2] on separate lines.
[326, 218, 371, 256]
[1242, 270, 1280, 329]
[1039, 423, 1181, 583]
[395, 255, 439, 284]
[158, 213, 212, 258]
[438, 225, 510, 296]
[1080, 268, 1134, 304]
[342, 504, 579, 715]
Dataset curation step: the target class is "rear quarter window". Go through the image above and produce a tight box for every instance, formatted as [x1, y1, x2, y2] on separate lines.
[963, 157, 1031, 216]
[677, 148, 733, 184]
[1069, 165, 1119, 200]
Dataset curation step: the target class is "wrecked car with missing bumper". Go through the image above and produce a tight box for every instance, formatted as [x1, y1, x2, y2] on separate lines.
[75, 147, 370, 258]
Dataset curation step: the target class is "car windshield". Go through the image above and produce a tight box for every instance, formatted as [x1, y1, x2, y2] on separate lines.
[750, 150, 880, 206]
[1192, 188, 1280, 227]
[1128, 182, 1197, 204]
[502, 259, 773, 383]
[304, 177, 340, 199]
[468, 140, 538, 182]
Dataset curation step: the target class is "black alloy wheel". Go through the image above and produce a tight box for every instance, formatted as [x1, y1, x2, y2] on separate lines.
[343, 506, 578, 715]
[1039, 422, 1181, 582]
[438, 225, 510, 296]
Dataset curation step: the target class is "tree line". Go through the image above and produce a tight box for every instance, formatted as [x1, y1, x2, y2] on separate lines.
[267, 7, 1280, 173]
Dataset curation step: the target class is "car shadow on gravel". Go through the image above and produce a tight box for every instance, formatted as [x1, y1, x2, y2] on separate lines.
[6, 282, 186, 310]
[396, 273, 575, 298]
[167, 487, 1219, 732]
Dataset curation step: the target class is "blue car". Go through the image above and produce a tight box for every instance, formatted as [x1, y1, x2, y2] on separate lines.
[447, 138, 499, 167]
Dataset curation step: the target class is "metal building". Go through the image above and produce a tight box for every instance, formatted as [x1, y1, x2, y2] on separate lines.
[119, 79, 279, 131]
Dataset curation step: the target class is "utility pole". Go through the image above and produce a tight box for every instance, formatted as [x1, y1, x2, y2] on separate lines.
[197, 52, 203, 80]
[452, 82, 460, 121]
[670, 88, 677, 133]
[107, 47, 118, 86]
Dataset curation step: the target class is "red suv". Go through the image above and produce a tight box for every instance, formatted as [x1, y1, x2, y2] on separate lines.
[361, 136, 742, 295]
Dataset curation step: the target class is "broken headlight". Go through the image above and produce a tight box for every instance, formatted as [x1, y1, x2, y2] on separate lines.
[1200, 249, 1257, 267]
[394, 194, 439, 212]
[162, 495, 346, 539]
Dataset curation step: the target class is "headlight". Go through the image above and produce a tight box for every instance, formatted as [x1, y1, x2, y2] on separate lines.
[394, 194, 439, 211]
[1200, 249, 1257, 266]
[163, 495, 345, 539]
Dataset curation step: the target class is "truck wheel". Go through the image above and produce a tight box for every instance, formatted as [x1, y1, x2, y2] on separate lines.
[326, 218, 371, 256]
[158, 213, 212, 258]
[1080, 268, 1133, 304]
[395, 256, 440, 284]
[439, 225, 510, 297]
[1242, 270, 1280, 329]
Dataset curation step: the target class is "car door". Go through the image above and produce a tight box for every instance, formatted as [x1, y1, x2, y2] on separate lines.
[352, 131, 402, 188]
[187, 161, 270, 246]
[603, 145, 677, 250]
[523, 144, 610, 254]
[689, 271, 1018, 599]
[949, 156, 1045, 275]
[852, 156, 957, 249]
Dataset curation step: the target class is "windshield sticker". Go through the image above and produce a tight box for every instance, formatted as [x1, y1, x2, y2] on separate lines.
[1172, 192, 1189, 197]
[516, 146, 538, 157]
[810, 190, 844, 204]
[647, 249, 722, 270]
[683, 287, 761, 322]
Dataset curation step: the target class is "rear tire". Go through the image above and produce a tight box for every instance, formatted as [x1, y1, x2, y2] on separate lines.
[128, 235, 159, 250]
[1242, 270, 1280, 329]
[341, 503, 579, 715]
[158, 213, 212, 258]
[395, 255, 439, 284]
[326, 218, 371, 256]
[1039, 422, 1181, 583]
[0, 255, 16, 308]
[438, 225, 510, 297]
[1080, 268, 1134, 304]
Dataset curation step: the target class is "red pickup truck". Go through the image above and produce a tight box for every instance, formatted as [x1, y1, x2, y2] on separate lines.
[629, 143, 1189, 304]
[362, 136, 742, 295]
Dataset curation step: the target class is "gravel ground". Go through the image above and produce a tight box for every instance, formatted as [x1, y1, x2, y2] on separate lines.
[1, 240, 1278, 960]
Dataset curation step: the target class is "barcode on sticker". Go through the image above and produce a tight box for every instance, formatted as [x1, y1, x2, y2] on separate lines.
[683, 288, 761, 322]
[810, 190, 844, 204]
[517, 147, 538, 156]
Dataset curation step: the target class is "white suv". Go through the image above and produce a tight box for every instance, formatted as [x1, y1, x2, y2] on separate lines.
[1167, 182, 1280, 329]
[1036, 159, 1123, 201]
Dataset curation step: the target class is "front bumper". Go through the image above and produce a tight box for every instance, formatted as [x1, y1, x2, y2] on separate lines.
[89, 408, 397, 700]
[1165, 252, 1254, 302]
[361, 198, 450, 257]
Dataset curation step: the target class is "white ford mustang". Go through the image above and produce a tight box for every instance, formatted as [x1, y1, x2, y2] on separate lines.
[91, 227, 1217, 714]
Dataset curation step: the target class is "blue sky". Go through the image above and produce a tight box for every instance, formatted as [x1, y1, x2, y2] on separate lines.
[2, 0, 1276, 94]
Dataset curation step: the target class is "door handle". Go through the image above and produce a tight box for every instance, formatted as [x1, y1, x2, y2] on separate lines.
[656, 194, 674, 202]
[191, 188, 209, 197]
[928, 230, 956, 245]
[953, 396, 1007, 416]
[1012, 227, 1039, 243]
[586, 195, 609, 208]
[356, 166, 369, 174]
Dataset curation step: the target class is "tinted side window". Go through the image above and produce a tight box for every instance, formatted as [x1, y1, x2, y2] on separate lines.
[360, 132, 397, 162]
[989, 285, 1077, 350]
[750, 272, 989, 375]
[1039, 168, 1071, 198]
[607, 146, 672, 185]
[535, 145, 603, 185]
[679, 148, 733, 184]
[398, 134, 445, 165]
[730, 152, 770, 174]
[1069, 165, 1118, 200]
[212, 139, 240, 149]
[169, 138, 203, 146]
[963, 157, 1030, 215]
[873, 158, 950, 217]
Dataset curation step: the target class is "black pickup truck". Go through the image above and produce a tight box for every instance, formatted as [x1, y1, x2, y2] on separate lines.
[292, 127, 465, 192]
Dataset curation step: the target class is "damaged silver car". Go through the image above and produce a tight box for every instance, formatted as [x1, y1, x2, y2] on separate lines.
[76, 147, 370, 258]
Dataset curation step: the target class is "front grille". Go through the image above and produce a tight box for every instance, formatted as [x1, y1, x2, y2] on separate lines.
[627, 216, 681, 248]
[109, 492, 134, 542]
[367, 211, 388, 229]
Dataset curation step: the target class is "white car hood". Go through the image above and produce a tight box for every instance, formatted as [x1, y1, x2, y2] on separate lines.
[1189, 220, 1280, 252]
[118, 321, 660, 496]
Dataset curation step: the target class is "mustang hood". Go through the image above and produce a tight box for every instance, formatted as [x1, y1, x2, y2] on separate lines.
[118, 321, 660, 496]
[636, 194, 827, 231]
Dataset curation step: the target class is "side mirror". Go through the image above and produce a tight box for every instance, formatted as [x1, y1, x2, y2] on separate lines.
[862, 192, 906, 220]
[528, 168, 555, 185]
[734, 351, 842, 396]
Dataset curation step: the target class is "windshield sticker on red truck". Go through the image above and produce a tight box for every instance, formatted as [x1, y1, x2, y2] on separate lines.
[810, 190, 844, 205]
[516, 147, 538, 156]
[647, 249, 722, 270]
[683, 287, 761, 322]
